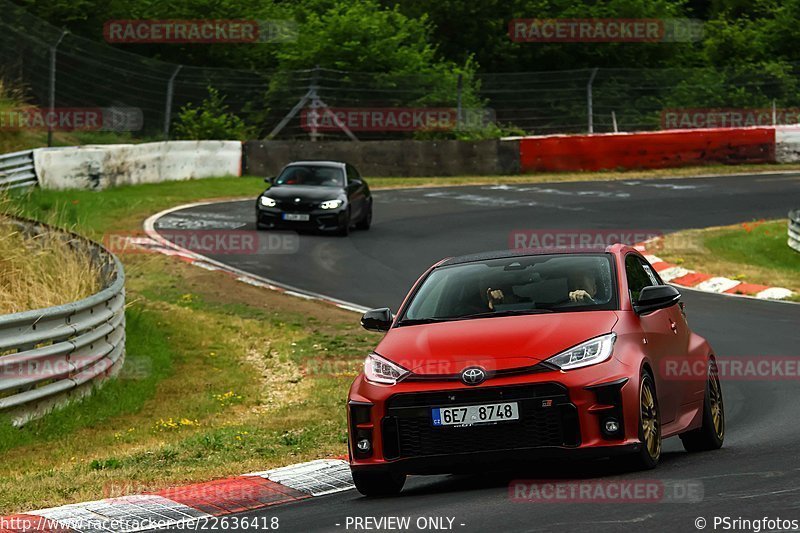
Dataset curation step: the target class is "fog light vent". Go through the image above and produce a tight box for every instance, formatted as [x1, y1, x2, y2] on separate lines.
[604, 418, 620, 434]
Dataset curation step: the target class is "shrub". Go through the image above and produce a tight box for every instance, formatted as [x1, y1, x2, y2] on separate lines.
[173, 87, 254, 141]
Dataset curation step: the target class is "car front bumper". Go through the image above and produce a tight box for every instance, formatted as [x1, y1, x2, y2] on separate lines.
[256, 206, 346, 231]
[347, 358, 641, 475]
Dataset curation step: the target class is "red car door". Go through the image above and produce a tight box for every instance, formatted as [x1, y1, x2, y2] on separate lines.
[625, 254, 680, 425]
[642, 260, 705, 418]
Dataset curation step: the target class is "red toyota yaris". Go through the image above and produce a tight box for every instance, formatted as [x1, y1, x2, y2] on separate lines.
[347, 245, 724, 496]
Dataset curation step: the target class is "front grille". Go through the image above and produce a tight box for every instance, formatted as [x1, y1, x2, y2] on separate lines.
[382, 384, 580, 460]
[277, 200, 316, 212]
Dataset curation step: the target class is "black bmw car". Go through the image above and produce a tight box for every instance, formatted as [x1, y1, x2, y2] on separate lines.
[256, 161, 372, 236]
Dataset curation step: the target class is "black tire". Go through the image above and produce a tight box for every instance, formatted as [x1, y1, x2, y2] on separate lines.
[356, 203, 372, 230]
[680, 360, 724, 452]
[337, 209, 351, 237]
[623, 371, 661, 470]
[352, 470, 406, 497]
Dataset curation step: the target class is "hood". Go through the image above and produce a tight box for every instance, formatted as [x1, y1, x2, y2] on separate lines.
[376, 311, 619, 375]
[263, 185, 345, 202]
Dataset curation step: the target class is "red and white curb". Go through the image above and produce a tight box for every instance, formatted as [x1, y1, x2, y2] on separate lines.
[244, 459, 355, 497]
[0, 460, 354, 533]
[634, 240, 794, 301]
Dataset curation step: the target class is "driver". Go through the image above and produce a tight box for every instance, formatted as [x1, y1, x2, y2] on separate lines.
[568, 270, 598, 303]
[486, 285, 531, 310]
[288, 168, 310, 185]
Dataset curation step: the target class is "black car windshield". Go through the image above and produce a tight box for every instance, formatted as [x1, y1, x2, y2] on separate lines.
[274, 165, 344, 187]
[399, 254, 617, 324]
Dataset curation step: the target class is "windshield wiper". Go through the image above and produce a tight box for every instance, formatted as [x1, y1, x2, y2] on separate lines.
[398, 309, 554, 326]
[454, 309, 555, 320]
[396, 317, 455, 326]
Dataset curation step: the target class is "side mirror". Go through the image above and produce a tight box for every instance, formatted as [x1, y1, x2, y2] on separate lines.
[634, 285, 681, 315]
[264, 176, 275, 185]
[361, 308, 393, 332]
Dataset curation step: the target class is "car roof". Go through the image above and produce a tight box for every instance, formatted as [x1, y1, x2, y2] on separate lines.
[438, 246, 626, 267]
[285, 161, 347, 169]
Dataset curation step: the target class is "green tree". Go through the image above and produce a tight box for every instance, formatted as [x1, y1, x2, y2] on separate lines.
[385, 0, 699, 72]
[274, 0, 477, 104]
[173, 87, 253, 140]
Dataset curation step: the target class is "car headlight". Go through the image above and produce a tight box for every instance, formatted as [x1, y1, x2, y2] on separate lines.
[545, 333, 616, 370]
[364, 352, 409, 385]
[260, 196, 277, 207]
[320, 199, 343, 210]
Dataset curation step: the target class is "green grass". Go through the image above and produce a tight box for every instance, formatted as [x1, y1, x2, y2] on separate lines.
[0, 239, 375, 512]
[6, 177, 267, 237]
[658, 220, 799, 301]
[0, 308, 174, 453]
[705, 220, 800, 276]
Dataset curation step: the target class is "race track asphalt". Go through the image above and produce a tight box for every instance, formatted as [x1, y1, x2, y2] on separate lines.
[154, 174, 800, 533]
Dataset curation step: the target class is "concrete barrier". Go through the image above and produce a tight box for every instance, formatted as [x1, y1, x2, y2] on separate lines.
[16, 127, 799, 188]
[775, 127, 800, 163]
[518, 128, 776, 172]
[244, 139, 520, 177]
[34, 141, 242, 190]
[246, 129, 782, 178]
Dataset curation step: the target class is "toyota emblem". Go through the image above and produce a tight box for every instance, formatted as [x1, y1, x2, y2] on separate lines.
[461, 367, 486, 386]
[294, 198, 301, 203]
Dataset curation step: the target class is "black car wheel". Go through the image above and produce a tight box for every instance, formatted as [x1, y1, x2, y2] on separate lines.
[352, 470, 406, 497]
[356, 203, 372, 231]
[337, 209, 351, 236]
[623, 371, 661, 470]
[255, 212, 267, 231]
[680, 359, 724, 452]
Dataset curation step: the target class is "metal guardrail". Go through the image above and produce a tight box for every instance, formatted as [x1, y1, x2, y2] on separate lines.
[790, 210, 800, 254]
[0, 218, 125, 425]
[0, 150, 37, 190]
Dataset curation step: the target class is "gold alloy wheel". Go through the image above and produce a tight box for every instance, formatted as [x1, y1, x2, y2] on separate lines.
[641, 378, 661, 460]
[709, 369, 725, 440]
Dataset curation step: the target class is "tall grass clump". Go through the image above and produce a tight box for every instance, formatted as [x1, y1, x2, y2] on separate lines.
[0, 196, 102, 314]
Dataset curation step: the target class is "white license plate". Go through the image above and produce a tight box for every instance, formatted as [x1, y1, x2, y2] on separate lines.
[432, 402, 519, 427]
[283, 213, 310, 221]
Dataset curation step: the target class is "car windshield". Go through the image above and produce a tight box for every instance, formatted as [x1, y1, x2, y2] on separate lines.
[399, 254, 617, 325]
[274, 165, 344, 187]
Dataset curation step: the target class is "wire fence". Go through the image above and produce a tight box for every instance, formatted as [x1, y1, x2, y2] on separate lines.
[3, 0, 800, 141]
